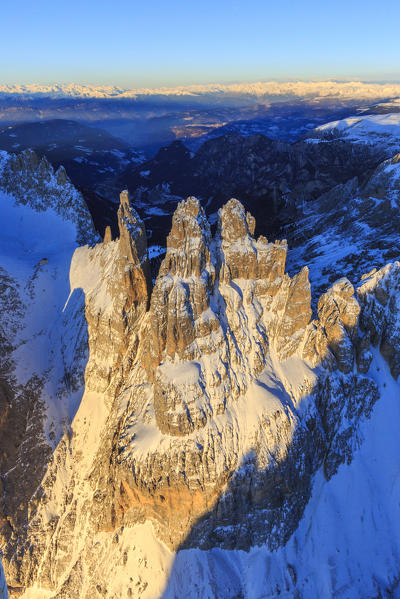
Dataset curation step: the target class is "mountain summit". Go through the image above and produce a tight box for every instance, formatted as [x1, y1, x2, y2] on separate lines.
[0, 148, 399, 597]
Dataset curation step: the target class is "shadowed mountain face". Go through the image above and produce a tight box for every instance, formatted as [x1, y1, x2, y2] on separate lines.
[285, 154, 400, 306]
[0, 119, 144, 238]
[0, 119, 143, 188]
[0, 109, 388, 250]
[117, 132, 385, 247]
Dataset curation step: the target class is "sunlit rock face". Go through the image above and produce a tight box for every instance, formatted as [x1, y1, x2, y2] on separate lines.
[2, 167, 399, 598]
[142, 196, 215, 378]
[5, 189, 393, 598]
[317, 278, 360, 373]
[69, 190, 151, 394]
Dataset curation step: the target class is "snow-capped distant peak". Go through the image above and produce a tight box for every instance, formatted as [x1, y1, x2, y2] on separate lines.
[2, 80, 400, 101]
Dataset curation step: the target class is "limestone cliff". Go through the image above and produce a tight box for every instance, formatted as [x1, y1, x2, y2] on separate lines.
[2, 189, 397, 598]
[1, 139, 400, 597]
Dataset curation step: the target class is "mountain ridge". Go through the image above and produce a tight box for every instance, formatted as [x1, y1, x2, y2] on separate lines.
[2, 80, 400, 102]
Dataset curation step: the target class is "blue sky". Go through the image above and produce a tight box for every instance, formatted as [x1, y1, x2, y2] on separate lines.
[1, 0, 400, 86]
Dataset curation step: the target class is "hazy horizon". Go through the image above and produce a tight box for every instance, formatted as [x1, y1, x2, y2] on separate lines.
[3, 77, 400, 90]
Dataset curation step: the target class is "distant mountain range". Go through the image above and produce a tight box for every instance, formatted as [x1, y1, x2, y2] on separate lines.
[2, 80, 400, 102]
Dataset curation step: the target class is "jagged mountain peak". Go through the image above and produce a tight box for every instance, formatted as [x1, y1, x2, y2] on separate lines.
[160, 196, 212, 279]
[118, 189, 149, 268]
[1, 169, 400, 597]
[166, 195, 211, 251]
[218, 197, 256, 241]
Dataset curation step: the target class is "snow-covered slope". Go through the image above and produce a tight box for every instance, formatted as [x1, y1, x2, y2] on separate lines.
[285, 153, 400, 303]
[0, 149, 96, 597]
[161, 349, 400, 599]
[68, 347, 398, 599]
[17, 339, 400, 599]
[308, 112, 400, 155]
[0, 148, 96, 434]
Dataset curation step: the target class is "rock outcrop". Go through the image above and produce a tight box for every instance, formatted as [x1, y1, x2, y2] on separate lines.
[1, 178, 399, 598]
[69, 190, 150, 393]
[317, 278, 360, 373]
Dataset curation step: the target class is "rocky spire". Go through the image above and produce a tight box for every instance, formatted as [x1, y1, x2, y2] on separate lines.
[117, 190, 151, 311]
[118, 190, 147, 263]
[317, 278, 360, 373]
[142, 197, 217, 378]
[159, 196, 213, 278]
[217, 198, 287, 283]
[103, 225, 112, 243]
[68, 190, 151, 394]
